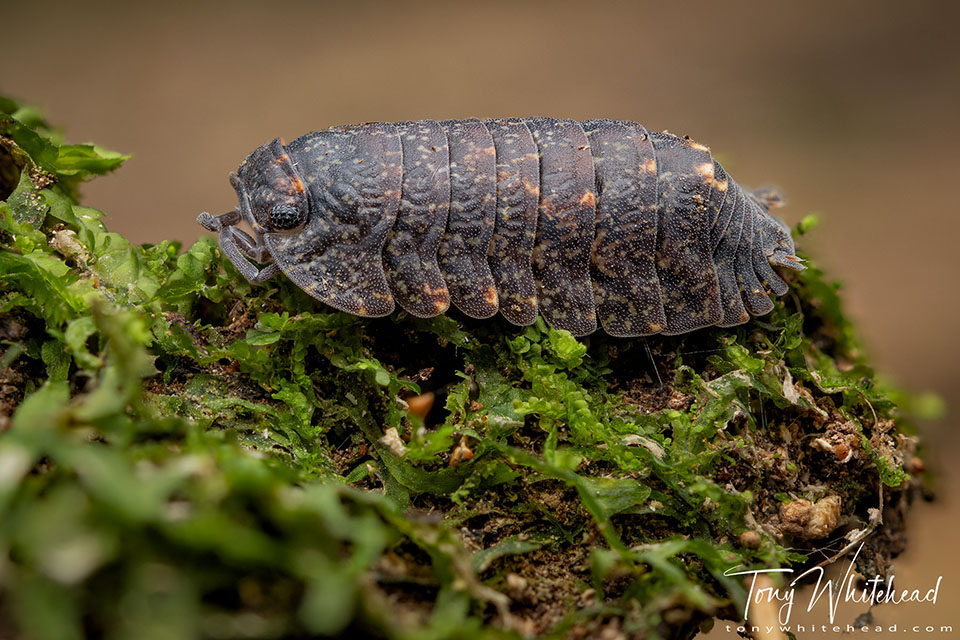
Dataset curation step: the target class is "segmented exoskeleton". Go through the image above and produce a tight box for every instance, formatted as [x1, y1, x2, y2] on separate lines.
[198, 118, 803, 337]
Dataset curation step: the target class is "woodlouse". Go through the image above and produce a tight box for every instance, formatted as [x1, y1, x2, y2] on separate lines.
[197, 118, 804, 337]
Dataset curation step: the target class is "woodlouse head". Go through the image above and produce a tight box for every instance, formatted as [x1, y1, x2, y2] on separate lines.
[232, 138, 309, 235]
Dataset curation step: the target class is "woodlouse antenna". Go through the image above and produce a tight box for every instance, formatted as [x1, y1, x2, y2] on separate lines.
[643, 339, 663, 389]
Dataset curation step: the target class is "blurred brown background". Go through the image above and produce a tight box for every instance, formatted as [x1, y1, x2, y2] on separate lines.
[4, 0, 959, 634]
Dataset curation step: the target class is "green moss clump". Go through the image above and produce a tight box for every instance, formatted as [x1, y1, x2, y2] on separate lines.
[0, 97, 925, 639]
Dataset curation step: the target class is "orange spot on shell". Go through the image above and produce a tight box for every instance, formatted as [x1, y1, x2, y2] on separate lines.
[579, 191, 596, 207]
[483, 285, 498, 306]
[293, 177, 305, 193]
[540, 198, 556, 217]
[696, 162, 715, 179]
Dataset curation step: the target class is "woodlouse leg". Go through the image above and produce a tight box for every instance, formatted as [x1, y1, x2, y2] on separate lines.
[247, 262, 281, 283]
[229, 227, 273, 264]
[198, 210, 279, 283]
[217, 225, 280, 284]
[230, 227, 281, 283]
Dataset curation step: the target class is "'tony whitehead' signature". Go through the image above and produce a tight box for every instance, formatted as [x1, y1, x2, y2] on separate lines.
[723, 543, 943, 625]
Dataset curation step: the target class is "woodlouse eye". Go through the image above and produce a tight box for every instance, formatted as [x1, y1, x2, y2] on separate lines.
[269, 203, 306, 230]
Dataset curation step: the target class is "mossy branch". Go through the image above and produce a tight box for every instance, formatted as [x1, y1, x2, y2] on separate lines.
[0, 97, 927, 639]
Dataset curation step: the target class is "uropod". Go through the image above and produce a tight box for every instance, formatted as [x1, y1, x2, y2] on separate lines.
[198, 118, 803, 337]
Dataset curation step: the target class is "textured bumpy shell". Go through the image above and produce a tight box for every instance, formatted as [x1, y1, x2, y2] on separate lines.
[227, 118, 803, 337]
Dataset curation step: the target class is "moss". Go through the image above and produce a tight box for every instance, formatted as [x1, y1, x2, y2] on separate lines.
[0, 96, 928, 639]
